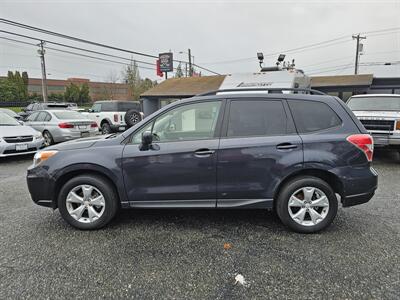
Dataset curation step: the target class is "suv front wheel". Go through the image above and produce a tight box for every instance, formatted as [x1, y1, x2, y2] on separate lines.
[276, 176, 338, 233]
[58, 175, 119, 230]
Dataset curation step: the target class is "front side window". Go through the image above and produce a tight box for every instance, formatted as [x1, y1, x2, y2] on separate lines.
[91, 103, 101, 112]
[131, 101, 221, 143]
[289, 100, 341, 133]
[227, 100, 287, 137]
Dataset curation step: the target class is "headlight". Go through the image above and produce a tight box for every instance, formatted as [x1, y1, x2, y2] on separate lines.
[33, 150, 58, 167]
[35, 132, 43, 140]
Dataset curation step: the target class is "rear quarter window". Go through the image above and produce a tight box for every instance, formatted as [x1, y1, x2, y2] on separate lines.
[289, 100, 342, 133]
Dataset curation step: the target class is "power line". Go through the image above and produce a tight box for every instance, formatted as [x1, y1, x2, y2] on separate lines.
[0, 36, 157, 71]
[199, 27, 400, 66]
[0, 18, 158, 59]
[0, 18, 221, 75]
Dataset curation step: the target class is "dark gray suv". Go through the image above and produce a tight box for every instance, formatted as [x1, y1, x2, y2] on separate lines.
[27, 89, 378, 233]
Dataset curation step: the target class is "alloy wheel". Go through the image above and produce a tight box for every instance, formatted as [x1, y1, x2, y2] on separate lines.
[66, 185, 105, 223]
[288, 187, 330, 227]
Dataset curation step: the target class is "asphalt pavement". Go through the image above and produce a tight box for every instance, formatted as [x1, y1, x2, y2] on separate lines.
[0, 151, 399, 299]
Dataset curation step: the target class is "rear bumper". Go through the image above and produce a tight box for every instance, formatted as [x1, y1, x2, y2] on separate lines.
[340, 166, 378, 207]
[342, 189, 376, 207]
[110, 124, 127, 132]
[26, 166, 56, 208]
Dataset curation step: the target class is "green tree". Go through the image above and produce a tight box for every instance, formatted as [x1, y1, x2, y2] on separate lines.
[121, 60, 157, 100]
[0, 70, 29, 101]
[175, 63, 184, 78]
[64, 83, 91, 105]
[64, 83, 81, 103]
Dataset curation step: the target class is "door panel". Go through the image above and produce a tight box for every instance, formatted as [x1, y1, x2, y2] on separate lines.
[216, 98, 303, 206]
[217, 135, 303, 203]
[122, 139, 219, 204]
[122, 100, 224, 206]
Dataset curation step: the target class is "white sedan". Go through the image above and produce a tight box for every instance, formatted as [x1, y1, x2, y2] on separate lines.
[0, 112, 44, 157]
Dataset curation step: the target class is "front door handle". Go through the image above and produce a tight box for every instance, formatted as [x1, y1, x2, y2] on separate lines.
[194, 148, 215, 157]
[276, 143, 298, 150]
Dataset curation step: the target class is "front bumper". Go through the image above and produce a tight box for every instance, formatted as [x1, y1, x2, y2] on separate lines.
[371, 134, 400, 148]
[27, 165, 56, 208]
[0, 138, 45, 157]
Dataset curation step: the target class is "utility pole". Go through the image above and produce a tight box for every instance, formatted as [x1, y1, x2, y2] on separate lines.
[352, 34, 366, 75]
[188, 48, 192, 77]
[37, 40, 48, 102]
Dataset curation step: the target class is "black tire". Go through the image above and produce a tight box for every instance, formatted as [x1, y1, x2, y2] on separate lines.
[101, 122, 112, 135]
[276, 176, 338, 233]
[58, 175, 119, 230]
[124, 109, 142, 128]
[43, 130, 54, 147]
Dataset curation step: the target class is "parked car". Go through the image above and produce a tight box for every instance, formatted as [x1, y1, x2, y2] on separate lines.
[19, 102, 69, 120]
[82, 100, 143, 134]
[27, 88, 377, 233]
[24, 110, 98, 146]
[0, 111, 44, 157]
[0, 108, 23, 121]
[347, 94, 400, 152]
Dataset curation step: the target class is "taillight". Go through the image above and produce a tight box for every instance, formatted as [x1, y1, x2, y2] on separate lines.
[58, 122, 74, 129]
[347, 134, 374, 162]
[114, 114, 119, 122]
[396, 120, 400, 131]
[90, 122, 98, 128]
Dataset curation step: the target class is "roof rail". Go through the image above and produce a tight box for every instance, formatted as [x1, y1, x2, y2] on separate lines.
[197, 88, 326, 96]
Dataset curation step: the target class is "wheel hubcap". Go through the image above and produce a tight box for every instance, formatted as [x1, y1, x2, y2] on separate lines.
[288, 187, 329, 227]
[66, 185, 105, 223]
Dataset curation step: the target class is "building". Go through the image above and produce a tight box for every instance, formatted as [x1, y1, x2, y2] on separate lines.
[25, 77, 132, 101]
[140, 74, 400, 115]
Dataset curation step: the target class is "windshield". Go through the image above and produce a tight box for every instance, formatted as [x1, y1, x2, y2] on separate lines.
[0, 112, 20, 126]
[54, 111, 88, 120]
[0, 109, 18, 117]
[347, 96, 400, 111]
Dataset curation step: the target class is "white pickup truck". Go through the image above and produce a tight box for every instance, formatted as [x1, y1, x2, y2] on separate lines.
[347, 94, 400, 151]
[83, 100, 143, 134]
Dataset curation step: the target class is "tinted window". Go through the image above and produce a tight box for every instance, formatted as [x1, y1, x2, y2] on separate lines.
[289, 100, 341, 133]
[227, 100, 287, 137]
[101, 102, 117, 112]
[117, 102, 140, 111]
[137, 101, 221, 143]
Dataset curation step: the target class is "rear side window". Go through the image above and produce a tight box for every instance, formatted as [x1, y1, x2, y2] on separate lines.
[227, 100, 287, 137]
[101, 102, 117, 112]
[36, 112, 46, 122]
[289, 100, 341, 133]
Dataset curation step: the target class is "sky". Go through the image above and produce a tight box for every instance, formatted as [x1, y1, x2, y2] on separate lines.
[1, 0, 399, 83]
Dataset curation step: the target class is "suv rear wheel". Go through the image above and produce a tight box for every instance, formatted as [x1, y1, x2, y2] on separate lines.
[58, 175, 118, 230]
[276, 176, 338, 233]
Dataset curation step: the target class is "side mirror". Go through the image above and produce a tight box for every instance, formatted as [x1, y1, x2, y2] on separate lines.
[139, 131, 153, 151]
[88, 109, 94, 113]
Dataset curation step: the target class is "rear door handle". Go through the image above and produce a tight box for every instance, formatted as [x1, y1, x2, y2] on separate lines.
[276, 143, 298, 150]
[194, 148, 215, 157]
